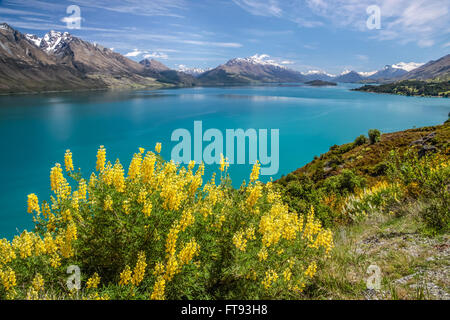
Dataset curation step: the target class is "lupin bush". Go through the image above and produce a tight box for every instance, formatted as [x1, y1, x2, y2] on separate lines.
[0, 144, 334, 300]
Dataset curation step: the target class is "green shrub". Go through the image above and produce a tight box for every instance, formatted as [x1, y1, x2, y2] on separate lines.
[368, 129, 381, 144]
[354, 135, 368, 146]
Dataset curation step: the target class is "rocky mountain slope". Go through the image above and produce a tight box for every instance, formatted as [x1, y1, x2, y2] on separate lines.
[0, 23, 194, 93]
[400, 54, 450, 81]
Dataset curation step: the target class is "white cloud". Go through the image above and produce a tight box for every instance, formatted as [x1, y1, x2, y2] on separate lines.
[143, 52, 169, 59]
[232, 0, 450, 48]
[124, 49, 146, 57]
[60, 16, 82, 24]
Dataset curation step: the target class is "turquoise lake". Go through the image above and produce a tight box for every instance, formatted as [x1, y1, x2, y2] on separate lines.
[0, 83, 449, 239]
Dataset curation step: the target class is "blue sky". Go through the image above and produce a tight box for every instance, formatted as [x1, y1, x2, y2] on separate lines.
[0, 0, 449, 74]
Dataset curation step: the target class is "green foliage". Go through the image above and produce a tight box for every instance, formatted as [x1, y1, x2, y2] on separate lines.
[354, 80, 450, 97]
[322, 169, 366, 196]
[386, 150, 449, 233]
[354, 135, 368, 146]
[368, 129, 381, 144]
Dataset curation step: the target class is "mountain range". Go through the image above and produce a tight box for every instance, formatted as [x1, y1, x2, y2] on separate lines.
[0, 23, 448, 94]
[0, 23, 195, 93]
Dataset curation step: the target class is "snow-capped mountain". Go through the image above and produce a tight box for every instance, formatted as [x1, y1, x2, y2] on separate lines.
[24, 34, 42, 47]
[358, 70, 377, 77]
[26, 30, 73, 55]
[177, 65, 211, 77]
[391, 62, 424, 72]
[198, 54, 305, 84]
[226, 54, 286, 68]
[301, 70, 335, 81]
[365, 62, 424, 81]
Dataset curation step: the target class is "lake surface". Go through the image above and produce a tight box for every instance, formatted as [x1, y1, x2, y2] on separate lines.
[0, 83, 449, 239]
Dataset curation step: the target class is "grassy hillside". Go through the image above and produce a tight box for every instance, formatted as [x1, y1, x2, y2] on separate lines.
[275, 121, 449, 299]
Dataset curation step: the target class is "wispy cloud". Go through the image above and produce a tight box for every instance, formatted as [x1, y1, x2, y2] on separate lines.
[232, 0, 282, 17]
[73, 0, 186, 18]
[356, 54, 369, 61]
[144, 52, 169, 59]
[232, 0, 450, 48]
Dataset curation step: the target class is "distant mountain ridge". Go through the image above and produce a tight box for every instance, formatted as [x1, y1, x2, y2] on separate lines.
[197, 54, 306, 84]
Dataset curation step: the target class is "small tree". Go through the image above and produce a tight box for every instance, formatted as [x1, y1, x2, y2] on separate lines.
[368, 129, 381, 144]
[354, 134, 368, 146]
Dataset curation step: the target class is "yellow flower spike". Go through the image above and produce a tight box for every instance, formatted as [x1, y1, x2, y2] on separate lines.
[122, 199, 130, 215]
[112, 161, 125, 192]
[164, 255, 179, 281]
[178, 239, 200, 266]
[165, 223, 180, 258]
[219, 153, 229, 172]
[143, 200, 152, 217]
[232, 230, 247, 251]
[250, 160, 261, 182]
[27, 193, 40, 214]
[119, 265, 132, 286]
[139, 147, 145, 154]
[78, 179, 87, 200]
[96, 145, 106, 172]
[64, 149, 74, 172]
[155, 142, 162, 154]
[31, 273, 44, 292]
[0, 267, 17, 291]
[150, 276, 166, 300]
[103, 195, 113, 211]
[49, 163, 64, 192]
[128, 152, 143, 181]
[131, 252, 147, 286]
[261, 270, 278, 290]
[304, 261, 317, 278]
[188, 160, 195, 171]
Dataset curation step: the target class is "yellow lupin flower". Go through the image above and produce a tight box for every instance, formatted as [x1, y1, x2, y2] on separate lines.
[112, 161, 125, 192]
[165, 223, 180, 258]
[261, 270, 278, 290]
[250, 160, 261, 182]
[86, 273, 100, 289]
[150, 276, 166, 300]
[232, 230, 247, 251]
[119, 265, 132, 286]
[122, 199, 130, 215]
[131, 251, 147, 286]
[96, 145, 106, 172]
[304, 261, 317, 278]
[128, 152, 143, 181]
[0, 267, 17, 291]
[64, 149, 74, 172]
[27, 193, 40, 214]
[178, 239, 199, 266]
[104, 195, 113, 211]
[155, 142, 162, 154]
[140, 198, 151, 217]
[50, 163, 64, 192]
[31, 273, 44, 292]
[78, 179, 87, 200]
[219, 153, 229, 172]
